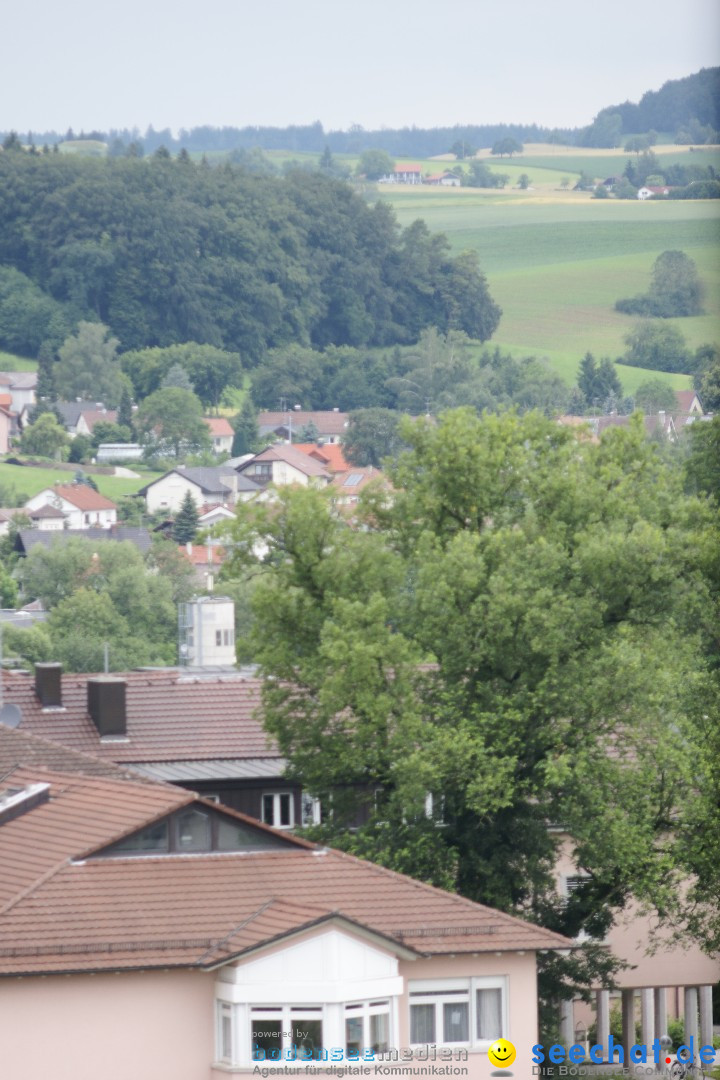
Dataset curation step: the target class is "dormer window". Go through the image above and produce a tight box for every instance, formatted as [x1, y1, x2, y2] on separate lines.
[96, 805, 293, 857]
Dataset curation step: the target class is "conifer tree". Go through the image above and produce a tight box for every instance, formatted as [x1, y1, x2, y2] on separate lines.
[172, 491, 199, 544]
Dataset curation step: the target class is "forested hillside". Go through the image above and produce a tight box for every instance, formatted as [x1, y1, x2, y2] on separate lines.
[0, 153, 500, 360]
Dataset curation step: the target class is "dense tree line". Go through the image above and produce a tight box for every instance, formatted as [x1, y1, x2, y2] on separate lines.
[579, 67, 719, 147]
[0, 153, 500, 361]
[247, 330, 569, 416]
[1, 120, 570, 159]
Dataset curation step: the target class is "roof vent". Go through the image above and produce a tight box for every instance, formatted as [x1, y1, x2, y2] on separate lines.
[35, 662, 63, 707]
[87, 677, 127, 737]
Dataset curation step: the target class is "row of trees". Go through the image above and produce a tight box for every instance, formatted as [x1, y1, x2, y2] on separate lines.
[0, 154, 501, 363]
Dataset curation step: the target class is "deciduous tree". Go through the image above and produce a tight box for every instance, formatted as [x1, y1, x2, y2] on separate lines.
[135, 386, 211, 460]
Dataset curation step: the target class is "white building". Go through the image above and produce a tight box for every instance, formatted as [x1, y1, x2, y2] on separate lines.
[24, 484, 117, 529]
[179, 596, 236, 667]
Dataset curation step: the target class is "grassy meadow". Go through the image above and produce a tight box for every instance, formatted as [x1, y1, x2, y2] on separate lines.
[0, 462, 161, 502]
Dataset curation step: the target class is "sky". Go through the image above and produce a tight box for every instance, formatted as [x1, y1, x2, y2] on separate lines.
[3, 0, 719, 135]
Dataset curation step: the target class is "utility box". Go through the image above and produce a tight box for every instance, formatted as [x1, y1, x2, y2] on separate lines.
[178, 597, 236, 667]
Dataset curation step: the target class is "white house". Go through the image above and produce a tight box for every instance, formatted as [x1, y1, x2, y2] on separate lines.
[139, 466, 259, 514]
[204, 417, 234, 455]
[24, 483, 117, 529]
[237, 444, 331, 488]
[0, 371, 36, 416]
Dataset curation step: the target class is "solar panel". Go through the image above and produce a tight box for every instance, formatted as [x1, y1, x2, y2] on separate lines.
[343, 473, 364, 487]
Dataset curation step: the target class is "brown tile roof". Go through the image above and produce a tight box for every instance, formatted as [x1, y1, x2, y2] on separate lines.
[28, 504, 66, 520]
[80, 409, 118, 432]
[249, 444, 331, 478]
[0, 725, 159, 784]
[1, 670, 278, 764]
[52, 484, 117, 511]
[0, 765, 190, 909]
[258, 411, 349, 436]
[0, 764, 571, 975]
[204, 417, 234, 437]
[179, 543, 226, 565]
[674, 390, 701, 413]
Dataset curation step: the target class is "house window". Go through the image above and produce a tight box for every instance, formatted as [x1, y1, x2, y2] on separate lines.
[251, 1006, 324, 1061]
[301, 793, 321, 827]
[217, 1001, 234, 1064]
[216, 630, 222, 646]
[174, 809, 210, 851]
[345, 1000, 391, 1055]
[409, 978, 507, 1049]
[262, 792, 293, 829]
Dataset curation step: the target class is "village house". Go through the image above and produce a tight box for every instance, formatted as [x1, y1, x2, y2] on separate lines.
[138, 465, 260, 514]
[204, 416, 235, 455]
[24, 482, 118, 529]
[237, 443, 331, 488]
[0, 370, 37, 416]
[0, 718, 570, 1080]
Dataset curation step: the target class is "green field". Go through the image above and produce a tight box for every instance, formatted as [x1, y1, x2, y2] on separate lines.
[0, 351, 36, 372]
[379, 186, 720, 389]
[0, 462, 161, 502]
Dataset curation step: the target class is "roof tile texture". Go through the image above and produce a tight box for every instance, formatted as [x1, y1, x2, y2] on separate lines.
[2, 671, 278, 764]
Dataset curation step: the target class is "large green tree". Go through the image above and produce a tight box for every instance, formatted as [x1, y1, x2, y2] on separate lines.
[135, 386, 211, 460]
[622, 321, 691, 373]
[221, 409, 718, 978]
[55, 321, 129, 406]
[616, 251, 704, 318]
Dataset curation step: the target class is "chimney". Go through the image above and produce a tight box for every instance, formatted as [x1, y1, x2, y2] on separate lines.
[87, 677, 127, 737]
[35, 663, 63, 707]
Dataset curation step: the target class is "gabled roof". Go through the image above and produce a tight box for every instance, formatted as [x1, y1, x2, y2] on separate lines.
[55, 400, 104, 427]
[0, 762, 571, 975]
[51, 484, 117, 512]
[1, 669, 278, 764]
[138, 466, 239, 496]
[674, 389, 702, 414]
[78, 409, 118, 432]
[28, 504, 66, 520]
[244, 444, 330, 478]
[204, 417, 234, 437]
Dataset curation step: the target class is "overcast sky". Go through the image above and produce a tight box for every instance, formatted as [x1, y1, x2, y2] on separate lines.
[3, 0, 719, 135]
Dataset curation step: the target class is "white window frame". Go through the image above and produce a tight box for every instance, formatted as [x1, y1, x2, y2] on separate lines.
[250, 1004, 325, 1063]
[344, 998, 392, 1056]
[408, 977, 508, 1051]
[261, 791, 294, 829]
[216, 1000, 236, 1065]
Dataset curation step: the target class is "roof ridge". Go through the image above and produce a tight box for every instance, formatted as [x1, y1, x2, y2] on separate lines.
[196, 898, 277, 963]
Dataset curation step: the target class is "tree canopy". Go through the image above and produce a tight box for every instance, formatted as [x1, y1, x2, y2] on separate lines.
[0, 153, 501, 360]
[615, 251, 704, 318]
[220, 408, 720, 986]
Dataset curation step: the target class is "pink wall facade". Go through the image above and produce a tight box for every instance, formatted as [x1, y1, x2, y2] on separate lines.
[0, 968, 215, 1080]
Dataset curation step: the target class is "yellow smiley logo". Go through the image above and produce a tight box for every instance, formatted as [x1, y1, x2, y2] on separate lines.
[488, 1039, 516, 1069]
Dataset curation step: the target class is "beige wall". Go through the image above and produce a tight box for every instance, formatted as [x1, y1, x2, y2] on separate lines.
[0, 968, 215, 1080]
[553, 834, 720, 991]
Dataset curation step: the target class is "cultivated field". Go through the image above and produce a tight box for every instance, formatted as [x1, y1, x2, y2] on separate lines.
[377, 146, 720, 389]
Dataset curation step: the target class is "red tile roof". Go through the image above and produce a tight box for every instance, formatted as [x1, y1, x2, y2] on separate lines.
[293, 443, 351, 472]
[179, 542, 226, 565]
[2, 670, 278, 763]
[0, 764, 571, 975]
[204, 417, 234, 437]
[52, 484, 117, 511]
